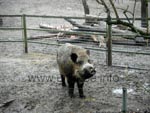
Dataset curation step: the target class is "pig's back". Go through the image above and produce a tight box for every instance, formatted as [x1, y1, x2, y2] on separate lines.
[57, 43, 75, 75]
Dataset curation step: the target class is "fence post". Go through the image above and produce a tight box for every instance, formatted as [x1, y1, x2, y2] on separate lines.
[146, 0, 149, 34]
[106, 14, 112, 66]
[122, 87, 127, 113]
[22, 14, 28, 53]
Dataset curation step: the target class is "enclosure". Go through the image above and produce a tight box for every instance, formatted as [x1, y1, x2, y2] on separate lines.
[0, 0, 150, 113]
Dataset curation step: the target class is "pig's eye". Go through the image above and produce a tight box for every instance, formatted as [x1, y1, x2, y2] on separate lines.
[77, 61, 84, 65]
[88, 59, 92, 63]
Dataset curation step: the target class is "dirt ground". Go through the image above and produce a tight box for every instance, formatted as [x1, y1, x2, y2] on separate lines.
[0, 0, 150, 113]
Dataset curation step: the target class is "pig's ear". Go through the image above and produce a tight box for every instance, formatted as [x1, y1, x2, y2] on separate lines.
[70, 53, 78, 63]
[86, 50, 90, 55]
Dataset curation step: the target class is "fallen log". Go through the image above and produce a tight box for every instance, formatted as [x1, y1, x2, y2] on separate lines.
[28, 34, 64, 40]
[39, 23, 72, 31]
[65, 18, 131, 34]
[39, 23, 104, 42]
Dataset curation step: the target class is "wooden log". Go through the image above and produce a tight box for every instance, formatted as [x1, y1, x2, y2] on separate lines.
[28, 34, 64, 40]
[39, 23, 72, 31]
[65, 18, 128, 33]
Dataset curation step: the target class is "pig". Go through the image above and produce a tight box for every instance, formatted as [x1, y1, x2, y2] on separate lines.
[57, 43, 96, 98]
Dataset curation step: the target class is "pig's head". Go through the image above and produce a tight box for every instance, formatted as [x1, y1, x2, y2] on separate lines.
[70, 49, 96, 80]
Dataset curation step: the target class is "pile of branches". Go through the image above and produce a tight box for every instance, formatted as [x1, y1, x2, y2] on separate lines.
[95, 0, 149, 36]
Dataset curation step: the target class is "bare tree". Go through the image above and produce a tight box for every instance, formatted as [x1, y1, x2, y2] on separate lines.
[96, 0, 149, 36]
[82, 0, 90, 15]
[81, 0, 101, 25]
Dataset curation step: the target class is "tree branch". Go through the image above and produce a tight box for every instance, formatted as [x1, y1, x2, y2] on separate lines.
[109, 0, 119, 20]
[95, 0, 149, 36]
[96, 0, 110, 13]
[123, 5, 131, 24]
[117, 6, 133, 16]
[95, 0, 102, 5]
[108, 20, 150, 36]
[132, 0, 137, 24]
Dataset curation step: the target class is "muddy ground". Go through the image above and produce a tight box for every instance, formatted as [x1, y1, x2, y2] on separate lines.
[0, 0, 150, 113]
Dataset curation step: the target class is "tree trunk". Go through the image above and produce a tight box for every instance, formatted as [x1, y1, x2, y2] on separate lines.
[141, 0, 147, 27]
[82, 0, 91, 24]
[82, 0, 90, 15]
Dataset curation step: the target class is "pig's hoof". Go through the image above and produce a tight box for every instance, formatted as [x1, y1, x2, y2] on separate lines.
[69, 94, 75, 98]
[62, 83, 67, 87]
[80, 95, 86, 99]
[70, 95, 75, 98]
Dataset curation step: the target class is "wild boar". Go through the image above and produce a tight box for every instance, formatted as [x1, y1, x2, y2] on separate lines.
[57, 43, 96, 98]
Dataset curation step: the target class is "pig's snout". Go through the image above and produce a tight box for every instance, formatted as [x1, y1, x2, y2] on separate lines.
[86, 66, 96, 75]
[82, 64, 96, 79]
[89, 66, 96, 75]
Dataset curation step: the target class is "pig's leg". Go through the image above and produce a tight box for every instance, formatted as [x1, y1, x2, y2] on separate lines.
[61, 75, 66, 87]
[77, 80, 85, 98]
[67, 77, 75, 98]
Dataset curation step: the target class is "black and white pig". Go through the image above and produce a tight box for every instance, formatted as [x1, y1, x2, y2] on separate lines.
[57, 43, 96, 98]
